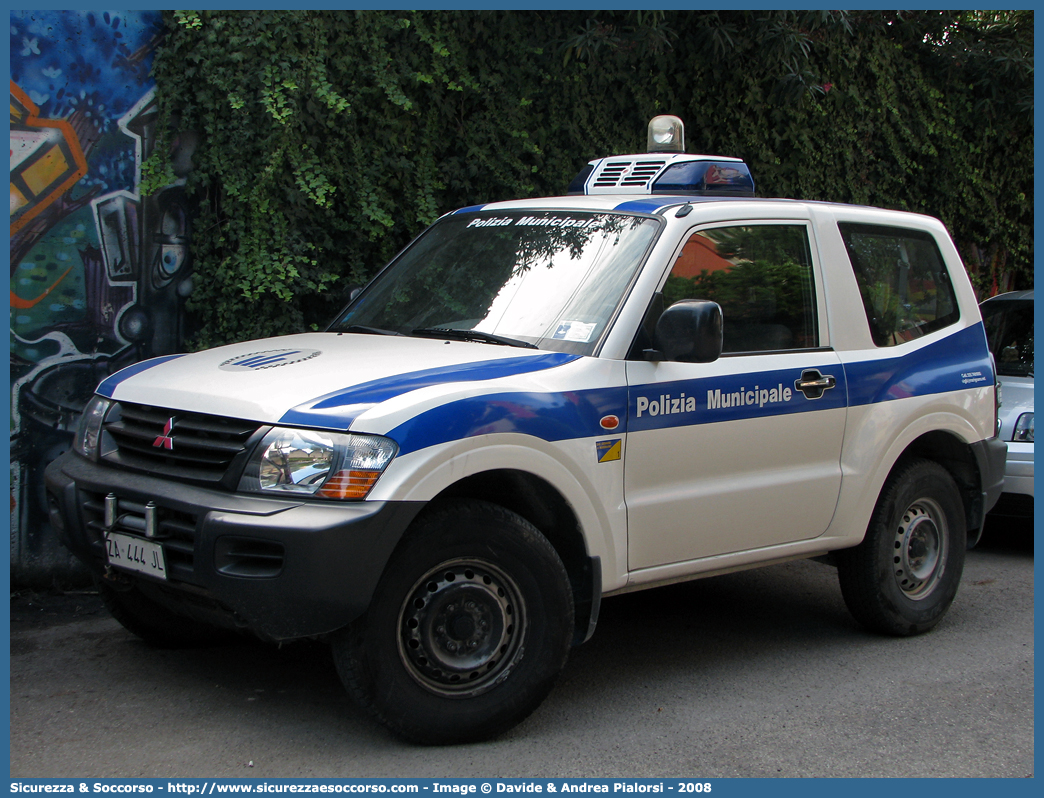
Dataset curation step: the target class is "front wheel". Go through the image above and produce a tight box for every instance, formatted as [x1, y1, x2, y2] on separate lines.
[331, 499, 574, 744]
[836, 458, 966, 636]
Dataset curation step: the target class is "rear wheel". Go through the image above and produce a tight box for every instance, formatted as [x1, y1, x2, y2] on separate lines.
[332, 499, 574, 744]
[837, 458, 966, 636]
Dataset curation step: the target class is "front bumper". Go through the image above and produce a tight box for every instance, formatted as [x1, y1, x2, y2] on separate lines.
[45, 452, 423, 641]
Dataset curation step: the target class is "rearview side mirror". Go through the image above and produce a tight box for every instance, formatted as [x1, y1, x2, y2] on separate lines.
[653, 299, 723, 363]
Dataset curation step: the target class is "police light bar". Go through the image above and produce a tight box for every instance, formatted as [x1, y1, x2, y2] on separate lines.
[567, 115, 754, 197]
[566, 153, 755, 197]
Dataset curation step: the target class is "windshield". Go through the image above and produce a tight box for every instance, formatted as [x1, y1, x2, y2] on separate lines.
[982, 299, 1033, 378]
[331, 210, 661, 355]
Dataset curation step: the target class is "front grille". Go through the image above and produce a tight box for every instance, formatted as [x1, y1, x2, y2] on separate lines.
[81, 490, 198, 582]
[104, 401, 262, 483]
[592, 159, 667, 189]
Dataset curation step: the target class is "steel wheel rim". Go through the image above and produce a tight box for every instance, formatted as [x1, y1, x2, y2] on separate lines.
[397, 558, 526, 698]
[892, 497, 948, 600]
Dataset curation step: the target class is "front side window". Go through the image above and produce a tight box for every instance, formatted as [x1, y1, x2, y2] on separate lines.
[839, 223, 959, 347]
[332, 211, 661, 355]
[660, 224, 819, 353]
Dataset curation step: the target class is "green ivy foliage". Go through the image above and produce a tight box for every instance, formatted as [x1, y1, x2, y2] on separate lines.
[146, 10, 1032, 348]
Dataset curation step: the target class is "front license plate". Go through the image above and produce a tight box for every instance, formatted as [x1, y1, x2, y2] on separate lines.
[105, 532, 167, 580]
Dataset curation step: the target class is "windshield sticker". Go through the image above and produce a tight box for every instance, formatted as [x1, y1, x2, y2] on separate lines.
[465, 217, 514, 228]
[552, 320, 597, 343]
[514, 216, 598, 229]
[219, 349, 322, 372]
[465, 216, 599, 230]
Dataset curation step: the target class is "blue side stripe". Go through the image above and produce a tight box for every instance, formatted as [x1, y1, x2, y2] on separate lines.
[280, 352, 580, 429]
[384, 323, 993, 454]
[624, 323, 992, 433]
[388, 387, 628, 457]
[388, 368, 842, 456]
[628, 366, 847, 433]
[96, 354, 187, 397]
[843, 322, 994, 405]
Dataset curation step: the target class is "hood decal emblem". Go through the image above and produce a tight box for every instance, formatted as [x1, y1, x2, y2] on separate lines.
[219, 349, 322, 372]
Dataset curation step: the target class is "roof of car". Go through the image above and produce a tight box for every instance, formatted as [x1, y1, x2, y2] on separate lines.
[451, 194, 918, 217]
[982, 289, 1034, 304]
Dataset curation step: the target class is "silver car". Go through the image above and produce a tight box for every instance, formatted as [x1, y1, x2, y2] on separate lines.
[981, 290, 1034, 516]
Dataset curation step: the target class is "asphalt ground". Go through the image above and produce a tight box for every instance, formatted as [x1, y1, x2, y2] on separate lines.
[8, 516, 1034, 779]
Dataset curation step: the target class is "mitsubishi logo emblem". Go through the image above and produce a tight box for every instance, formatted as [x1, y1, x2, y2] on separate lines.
[153, 417, 176, 450]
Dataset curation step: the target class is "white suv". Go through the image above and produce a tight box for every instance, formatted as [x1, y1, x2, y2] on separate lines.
[980, 290, 1033, 515]
[47, 117, 1005, 744]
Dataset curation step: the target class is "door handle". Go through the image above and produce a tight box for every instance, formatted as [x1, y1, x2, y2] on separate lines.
[795, 369, 837, 400]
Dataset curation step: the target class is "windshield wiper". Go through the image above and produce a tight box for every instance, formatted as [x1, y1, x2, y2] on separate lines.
[338, 325, 404, 336]
[411, 327, 538, 349]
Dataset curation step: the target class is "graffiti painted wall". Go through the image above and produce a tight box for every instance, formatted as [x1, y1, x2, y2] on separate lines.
[10, 10, 195, 583]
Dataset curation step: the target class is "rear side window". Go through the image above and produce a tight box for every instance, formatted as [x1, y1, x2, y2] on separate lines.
[839, 223, 959, 347]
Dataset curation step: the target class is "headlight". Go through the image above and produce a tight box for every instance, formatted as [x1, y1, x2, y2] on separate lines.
[1013, 412, 1034, 443]
[239, 427, 398, 500]
[74, 395, 113, 461]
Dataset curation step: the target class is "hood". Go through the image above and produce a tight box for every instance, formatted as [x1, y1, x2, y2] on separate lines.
[97, 333, 578, 430]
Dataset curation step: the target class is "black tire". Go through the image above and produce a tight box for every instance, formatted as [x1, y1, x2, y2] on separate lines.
[331, 499, 574, 745]
[837, 458, 966, 636]
[96, 577, 232, 648]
